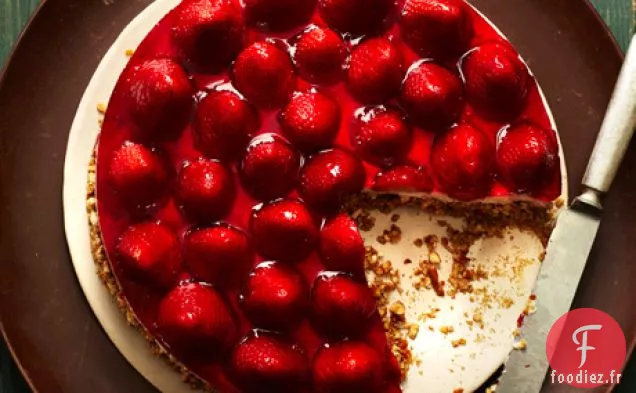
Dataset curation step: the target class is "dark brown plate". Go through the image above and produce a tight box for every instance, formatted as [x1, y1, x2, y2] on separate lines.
[0, 0, 631, 392]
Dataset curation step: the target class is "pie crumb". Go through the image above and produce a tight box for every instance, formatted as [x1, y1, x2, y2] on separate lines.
[451, 338, 467, 348]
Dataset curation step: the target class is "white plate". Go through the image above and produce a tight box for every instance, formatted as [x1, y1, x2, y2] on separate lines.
[62, 1, 567, 392]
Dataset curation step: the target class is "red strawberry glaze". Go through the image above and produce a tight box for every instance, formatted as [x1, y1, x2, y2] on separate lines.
[95, 1, 561, 392]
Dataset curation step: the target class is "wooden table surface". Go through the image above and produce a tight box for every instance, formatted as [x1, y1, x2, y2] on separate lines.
[0, 0, 634, 392]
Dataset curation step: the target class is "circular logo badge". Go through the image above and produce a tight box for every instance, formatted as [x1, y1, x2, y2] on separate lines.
[546, 308, 626, 388]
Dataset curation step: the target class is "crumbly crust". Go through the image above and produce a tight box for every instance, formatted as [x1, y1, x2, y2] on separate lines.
[346, 193, 558, 379]
[87, 155, 558, 391]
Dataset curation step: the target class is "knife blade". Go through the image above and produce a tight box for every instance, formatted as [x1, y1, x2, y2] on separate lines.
[497, 33, 636, 393]
[496, 202, 601, 393]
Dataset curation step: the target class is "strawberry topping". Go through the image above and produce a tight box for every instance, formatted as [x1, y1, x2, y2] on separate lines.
[313, 341, 384, 393]
[116, 222, 181, 288]
[372, 165, 434, 192]
[245, 0, 317, 32]
[352, 107, 412, 165]
[250, 199, 319, 263]
[311, 273, 376, 337]
[299, 148, 366, 212]
[172, 0, 244, 72]
[240, 133, 300, 201]
[240, 261, 309, 331]
[108, 141, 169, 209]
[94, 0, 563, 389]
[399, 61, 463, 130]
[175, 158, 236, 222]
[496, 122, 559, 194]
[158, 282, 238, 353]
[183, 224, 253, 288]
[233, 41, 296, 109]
[279, 90, 341, 152]
[230, 331, 309, 392]
[399, 0, 472, 60]
[319, 213, 365, 278]
[347, 38, 405, 104]
[430, 124, 495, 200]
[122, 58, 192, 141]
[461, 42, 531, 121]
[293, 26, 348, 85]
[193, 89, 260, 161]
[318, 0, 393, 35]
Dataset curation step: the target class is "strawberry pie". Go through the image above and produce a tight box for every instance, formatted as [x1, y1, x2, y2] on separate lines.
[89, 0, 561, 392]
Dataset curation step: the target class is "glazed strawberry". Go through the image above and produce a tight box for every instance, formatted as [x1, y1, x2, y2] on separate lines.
[299, 148, 366, 212]
[319, 214, 365, 277]
[461, 43, 530, 121]
[372, 165, 434, 192]
[496, 122, 559, 193]
[347, 38, 405, 104]
[108, 141, 169, 208]
[193, 90, 260, 161]
[172, 0, 244, 72]
[430, 124, 495, 200]
[294, 26, 348, 85]
[399, 61, 463, 130]
[250, 199, 319, 262]
[233, 41, 296, 109]
[240, 262, 309, 331]
[240, 134, 300, 201]
[399, 0, 472, 60]
[183, 224, 252, 288]
[352, 107, 412, 165]
[158, 282, 238, 353]
[230, 331, 309, 392]
[245, 0, 316, 31]
[311, 273, 376, 337]
[176, 158, 235, 222]
[313, 341, 383, 393]
[116, 222, 181, 288]
[279, 91, 341, 152]
[318, 0, 393, 35]
[122, 58, 192, 141]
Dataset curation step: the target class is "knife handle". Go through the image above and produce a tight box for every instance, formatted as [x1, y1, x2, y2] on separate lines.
[580, 35, 636, 208]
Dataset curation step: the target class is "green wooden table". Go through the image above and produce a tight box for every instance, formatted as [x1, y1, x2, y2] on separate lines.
[0, 0, 634, 392]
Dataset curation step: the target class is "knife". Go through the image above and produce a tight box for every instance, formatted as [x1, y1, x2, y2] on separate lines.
[497, 34, 636, 393]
